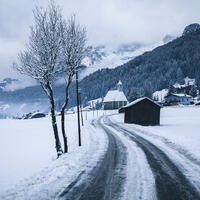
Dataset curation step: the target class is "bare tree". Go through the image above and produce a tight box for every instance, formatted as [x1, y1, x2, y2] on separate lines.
[60, 15, 87, 152]
[14, 1, 65, 157]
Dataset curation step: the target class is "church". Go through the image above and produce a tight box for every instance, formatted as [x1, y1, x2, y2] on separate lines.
[103, 81, 128, 110]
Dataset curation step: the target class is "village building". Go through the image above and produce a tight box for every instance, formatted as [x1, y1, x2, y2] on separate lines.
[173, 77, 195, 94]
[103, 81, 128, 110]
[121, 97, 162, 126]
[195, 101, 200, 106]
[165, 93, 192, 105]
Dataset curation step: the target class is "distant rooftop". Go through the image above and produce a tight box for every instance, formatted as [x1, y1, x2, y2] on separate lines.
[169, 93, 192, 98]
[173, 77, 195, 88]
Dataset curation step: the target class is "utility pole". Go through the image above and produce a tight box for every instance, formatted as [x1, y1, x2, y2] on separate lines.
[92, 101, 94, 118]
[85, 96, 87, 120]
[79, 89, 84, 126]
[76, 69, 81, 146]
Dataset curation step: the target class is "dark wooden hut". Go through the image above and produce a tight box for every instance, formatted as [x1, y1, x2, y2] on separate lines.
[123, 97, 162, 126]
[118, 107, 125, 113]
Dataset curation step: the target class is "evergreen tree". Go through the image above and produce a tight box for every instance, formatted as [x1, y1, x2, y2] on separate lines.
[168, 84, 176, 95]
[176, 67, 184, 84]
[128, 87, 140, 101]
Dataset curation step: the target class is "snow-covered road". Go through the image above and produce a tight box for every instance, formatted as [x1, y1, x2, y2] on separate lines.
[59, 118, 127, 200]
[106, 116, 200, 200]
[64, 114, 200, 200]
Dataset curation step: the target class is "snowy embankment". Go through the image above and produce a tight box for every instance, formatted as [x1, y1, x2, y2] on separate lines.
[0, 111, 108, 199]
[110, 106, 200, 192]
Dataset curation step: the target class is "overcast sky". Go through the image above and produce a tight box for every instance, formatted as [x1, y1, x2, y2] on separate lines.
[0, 0, 200, 79]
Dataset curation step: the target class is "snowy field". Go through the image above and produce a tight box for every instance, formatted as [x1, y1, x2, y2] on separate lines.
[1, 106, 200, 199]
[111, 106, 200, 160]
[0, 110, 108, 199]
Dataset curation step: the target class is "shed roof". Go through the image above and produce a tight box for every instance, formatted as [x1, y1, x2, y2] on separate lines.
[123, 97, 162, 109]
[103, 90, 127, 102]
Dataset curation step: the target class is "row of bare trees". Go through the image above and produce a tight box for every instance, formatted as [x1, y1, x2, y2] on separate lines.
[14, 1, 87, 157]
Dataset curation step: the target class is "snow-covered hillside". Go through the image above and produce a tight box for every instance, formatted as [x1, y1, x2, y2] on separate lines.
[80, 41, 165, 78]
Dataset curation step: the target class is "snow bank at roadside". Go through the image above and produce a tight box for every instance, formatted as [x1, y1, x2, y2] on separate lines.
[0, 111, 108, 199]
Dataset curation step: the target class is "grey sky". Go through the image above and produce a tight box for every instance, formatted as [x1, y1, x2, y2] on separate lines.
[0, 0, 200, 79]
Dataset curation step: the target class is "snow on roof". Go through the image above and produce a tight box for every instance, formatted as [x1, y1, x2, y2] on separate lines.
[184, 77, 195, 85]
[103, 90, 127, 102]
[173, 83, 181, 88]
[117, 80, 122, 85]
[169, 93, 192, 98]
[123, 97, 162, 108]
[173, 77, 195, 89]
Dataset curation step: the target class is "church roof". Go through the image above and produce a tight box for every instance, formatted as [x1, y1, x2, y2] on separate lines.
[103, 90, 127, 102]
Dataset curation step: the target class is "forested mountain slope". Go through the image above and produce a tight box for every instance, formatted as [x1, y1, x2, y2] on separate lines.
[65, 23, 200, 106]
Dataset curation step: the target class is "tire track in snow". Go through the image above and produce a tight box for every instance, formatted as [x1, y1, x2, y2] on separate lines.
[59, 118, 127, 200]
[101, 117, 157, 200]
[106, 117, 200, 200]
[118, 122, 200, 167]
[109, 116, 200, 193]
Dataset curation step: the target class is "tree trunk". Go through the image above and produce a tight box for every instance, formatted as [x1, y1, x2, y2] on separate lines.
[76, 70, 81, 146]
[61, 108, 68, 153]
[46, 83, 63, 157]
[60, 78, 72, 153]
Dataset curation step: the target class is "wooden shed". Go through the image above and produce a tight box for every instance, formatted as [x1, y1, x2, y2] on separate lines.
[123, 97, 162, 126]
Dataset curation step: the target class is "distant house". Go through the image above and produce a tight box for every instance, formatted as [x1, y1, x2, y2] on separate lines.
[173, 77, 195, 94]
[103, 81, 127, 110]
[122, 97, 162, 126]
[23, 112, 46, 119]
[31, 113, 46, 119]
[165, 93, 192, 105]
[195, 101, 200, 106]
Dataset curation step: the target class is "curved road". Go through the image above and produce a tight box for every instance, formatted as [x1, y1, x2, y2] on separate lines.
[59, 115, 200, 200]
[58, 118, 127, 200]
[106, 116, 200, 200]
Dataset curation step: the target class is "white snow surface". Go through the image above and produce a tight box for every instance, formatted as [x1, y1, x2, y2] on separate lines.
[0, 111, 108, 199]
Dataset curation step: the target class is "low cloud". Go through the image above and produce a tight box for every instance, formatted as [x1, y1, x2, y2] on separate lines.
[0, 0, 200, 79]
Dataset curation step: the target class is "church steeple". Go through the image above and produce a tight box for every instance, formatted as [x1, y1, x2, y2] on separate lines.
[117, 80, 122, 91]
